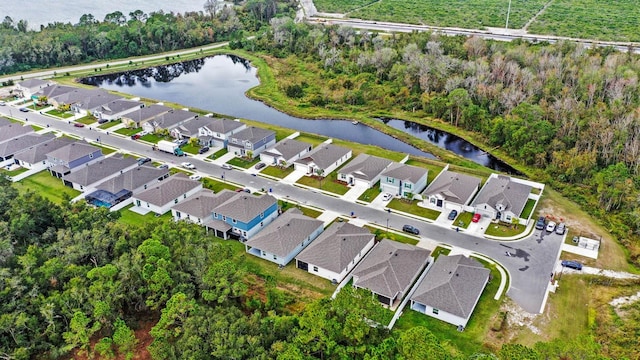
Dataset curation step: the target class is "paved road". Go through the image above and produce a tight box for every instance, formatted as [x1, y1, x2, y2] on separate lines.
[1, 106, 563, 313]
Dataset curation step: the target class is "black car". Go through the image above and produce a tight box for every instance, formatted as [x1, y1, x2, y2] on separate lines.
[137, 157, 151, 165]
[255, 162, 266, 170]
[98, 118, 109, 124]
[19, 107, 29, 112]
[561, 260, 583, 270]
[402, 224, 420, 235]
[535, 216, 546, 230]
[447, 209, 458, 220]
[198, 146, 210, 154]
[157, 164, 169, 169]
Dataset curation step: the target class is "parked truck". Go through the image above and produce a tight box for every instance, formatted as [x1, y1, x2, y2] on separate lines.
[157, 140, 185, 156]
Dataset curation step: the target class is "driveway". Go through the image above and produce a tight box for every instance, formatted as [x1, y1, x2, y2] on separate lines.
[1, 106, 563, 314]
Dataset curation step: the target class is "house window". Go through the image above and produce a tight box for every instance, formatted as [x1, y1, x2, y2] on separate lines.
[183, 194, 187, 199]
[260, 222, 264, 227]
[80, 185, 83, 190]
[430, 198, 436, 204]
[506, 215, 512, 221]
[232, 218, 237, 224]
[243, 231, 247, 236]
[146, 203, 150, 208]
[144, 185, 147, 190]
[174, 199, 178, 204]
[404, 183, 412, 189]
[433, 308, 439, 315]
[387, 177, 395, 183]
[260, 212, 264, 218]
[186, 214, 190, 219]
[176, 212, 181, 218]
[222, 216, 226, 221]
[136, 200, 141, 207]
[273, 255, 277, 260]
[262, 251, 266, 256]
[313, 266, 318, 272]
[89, 153, 93, 159]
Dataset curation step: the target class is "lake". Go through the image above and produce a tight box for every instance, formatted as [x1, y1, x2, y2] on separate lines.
[81, 55, 517, 172]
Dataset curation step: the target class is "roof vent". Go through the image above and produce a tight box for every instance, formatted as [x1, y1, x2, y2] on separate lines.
[395, 253, 398, 256]
[449, 271, 452, 274]
[456, 273, 459, 277]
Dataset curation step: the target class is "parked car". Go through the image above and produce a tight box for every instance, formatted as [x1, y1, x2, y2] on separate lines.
[137, 157, 151, 165]
[181, 162, 196, 170]
[198, 146, 210, 154]
[448, 209, 458, 221]
[130, 134, 141, 140]
[73, 123, 85, 128]
[402, 224, 420, 235]
[535, 216, 546, 230]
[19, 107, 29, 112]
[561, 260, 583, 270]
[98, 118, 109, 124]
[472, 213, 481, 223]
[382, 193, 393, 201]
[221, 164, 233, 170]
[546, 221, 556, 233]
[255, 162, 266, 170]
[157, 164, 169, 169]
[0, 101, 6, 106]
[189, 174, 202, 181]
[175, 139, 188, 147]
[555, 222, 566, 235]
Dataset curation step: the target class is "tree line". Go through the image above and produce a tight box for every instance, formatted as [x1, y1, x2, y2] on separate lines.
[238, 18, 640, 266]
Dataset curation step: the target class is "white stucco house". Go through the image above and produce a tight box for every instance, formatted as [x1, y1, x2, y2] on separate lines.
[421, 168, 482, 212]
[293, 143, 352, 177]
[337, 153, 394, 188]
[379, 163, 429, 199]
[132, 173, 202, 215]
[259, 138, 313, 168]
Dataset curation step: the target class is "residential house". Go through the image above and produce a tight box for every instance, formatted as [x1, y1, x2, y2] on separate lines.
[227, 126, 276, 158]
[142, 109, 198, 134]
[207, 192, 278, 240]
[471, 174, 532, 223]
[62, 154, 138, 191]
[172, 118, 246, 147]
[0, 133, 56, 166]
[410, 255, 490, 329]
[337, 153, 393, 187]
[14, 137, 76, 171]
[45, 88, 106, 113]
[0, 118, 11, 127]
[93, 99, 144, 122]
[74, 92, 122, 116]
[244, 208, 324, 266]
[15, 79, 54, 99]
[379, 163, 429, 199]
[33, 84, 77, 104]
[172, 189, 236, 225]
[296, 222, 375, 283]
[132, 173, 202, 215]
[351, 239, 431, 307]
[121, 104, 171, 128]
[294, 143, 352, 176]
[422, 169, 481, 211]
[46, 142, 103, 178]
[0, 123, 34, 144]
[259, 138, 313, 167]
[88, 165, 170, 208]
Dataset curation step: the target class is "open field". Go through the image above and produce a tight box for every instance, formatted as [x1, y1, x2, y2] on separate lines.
[527, 0, 640, 42]
[313, 0, 376, 13]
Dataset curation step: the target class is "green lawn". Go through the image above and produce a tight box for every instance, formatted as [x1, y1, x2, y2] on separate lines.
[98, 120, 122, 129]
[92, 143, 117, 155]
[432, 246, 451, 259]
[296, 174, 349, 195]
[202, 177, 241, 192]
[484, 221, 526, 237]
[455, 212, 473, 229]
[117, 204, 173, 226]
[31, 125, 44, 131]
[293, 133, 329, 146]
[358, 181, 381, 202]
[115, 127, 142, 136]
[13, 171, 80, 204]
[0, 166, 29, 177]
[210, 147, 228, 160]
[261, 165, 294, 179]
[227, 156, 261, 169]
[140, 133, 166, 143]
[46, 109, 74, 118]
[181, 143, 200, 155]
[76, 115, 97, 125]
[387, 199, 440, 220]
[364, 225, 419, 245]
[520, 198, 536, 219]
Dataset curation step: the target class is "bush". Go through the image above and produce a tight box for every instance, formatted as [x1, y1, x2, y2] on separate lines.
[285, 84, 304, 99]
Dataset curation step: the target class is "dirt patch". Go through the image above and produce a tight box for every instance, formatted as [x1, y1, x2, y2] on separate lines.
[484, 299, 542, 348]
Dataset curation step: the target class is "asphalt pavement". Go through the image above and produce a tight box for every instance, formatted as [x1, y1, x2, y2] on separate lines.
[1, 106, 564, 314]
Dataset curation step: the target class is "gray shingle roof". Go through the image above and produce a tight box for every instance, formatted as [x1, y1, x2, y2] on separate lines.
[381, 163, 429, 184]
[150, 109, 197, 129]
[296, 222, 374, 273]
[96, 99, 143, 116]
[95, 165, 169, 193]
[51, 88, 103, 105]
[0, 118, 11, 127]
[177, 117, 244, 137]
[76, 92, 122, 111]
[339, 154, 393, 181]
[352, 239, 430, 300]
[261, 139, 312, 160]
[245, 208, 324, 257]
[295, 144, 351, 169]
[471, 175, 531, 216]
[229, 126, 275, 144]
[62, 154, 137, 187]
[422, 170, 481, 204]
[46, 142, 101, 162]
[14, 137, 76, 164]
[34, 84, 76, 99]
[134, 173, 201, 206]
[124, 104, 171, 123]
[410, 255, 490, 319]
[17, 79, 52, 89]
[213, 192, 277, 223]
[0, 124, 34, 143]
[0, 133, 56, 157]
[172, 189, 236, 219]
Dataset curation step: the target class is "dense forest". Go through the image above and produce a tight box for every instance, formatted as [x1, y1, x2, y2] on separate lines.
[1, 177, 628, 359]
[0, 0, 293, 74]
[237, 19, 640, 265]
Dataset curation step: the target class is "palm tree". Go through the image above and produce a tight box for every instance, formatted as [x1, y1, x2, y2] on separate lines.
[315, 168, 325, 188]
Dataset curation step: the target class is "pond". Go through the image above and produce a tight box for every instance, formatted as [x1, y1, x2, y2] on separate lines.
[81, 55, 515, 172]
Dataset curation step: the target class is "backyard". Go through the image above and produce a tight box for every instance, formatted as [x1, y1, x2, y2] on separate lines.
[117, 204, 173, 226]
[12, 171, 80, 204]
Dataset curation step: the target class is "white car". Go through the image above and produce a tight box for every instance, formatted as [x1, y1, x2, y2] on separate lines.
[181, 162, 196, 170]
[221, 164, 233, 170]
[382, 193, 393, 201]
[546, 221, 556, 233]
[189, 174, 202, 181]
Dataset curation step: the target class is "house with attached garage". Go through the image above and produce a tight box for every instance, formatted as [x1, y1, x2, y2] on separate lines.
[171, 189, 236, 225]
[74, 92, 122, 116]
[421, 168, 481, 212]
[410, 255, 490, 329]
[351, 239, 431, 307]
[32, 84, 77, 104]
[132, 173, 202, 215]
[87, 165, 170, 209]
[259, 138, 313, 168]
[44, 87, 115, 115]
[46, 142, 103, 178]
[379, 163, 429, 199]
[13, 137, 76, 171]
[61, 154, 138, 191]
[92, 99, 144, 122]
[0, 133, 56, 167]
[227, 126, 276, 158]
[121, 104, 171, 128]
[171, 118, 246, 147]
[244, 208, 324, 266]
[0, 123, 34, 145]
[142, 109, 198, 134]
[337, 153, 393, 187]
[294, 143, 352, 177]
[471, 174, 535, 223]
[206, 192, 278, 240]
[296, 221, 375, 283]
[15, 79, 54, 99]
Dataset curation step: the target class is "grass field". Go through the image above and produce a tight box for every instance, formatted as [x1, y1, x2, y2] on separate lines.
[261, 165, 294, 179]
[313, 0, 377, 13]
[527, 0, 640, 42]
[46, 109, 74, 118]
[387, 199, 441, 220]
[115, 127, 142, 136]
[13, 171, 80, 204]
[98, 120, 121, 129]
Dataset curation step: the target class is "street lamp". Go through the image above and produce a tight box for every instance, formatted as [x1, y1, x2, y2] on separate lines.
[386, 218, 389, 236]
[505, 0, 512, 29]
